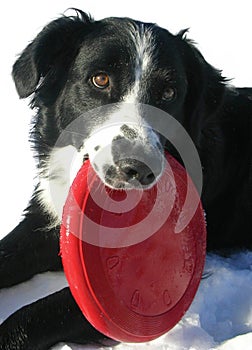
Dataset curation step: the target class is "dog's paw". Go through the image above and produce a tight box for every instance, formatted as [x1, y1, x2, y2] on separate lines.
[0, 244, 27, 289]
[0, 319, 29, 350]
[0, 305, 49, 350]
[0, 249, 16, 289]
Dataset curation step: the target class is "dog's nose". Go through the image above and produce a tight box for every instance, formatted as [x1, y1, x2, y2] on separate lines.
[116, 159, 156, 186]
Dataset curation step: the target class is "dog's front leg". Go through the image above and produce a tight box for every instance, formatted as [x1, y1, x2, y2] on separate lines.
[0, 213, 62, 289]
[0, 287, 111, 350]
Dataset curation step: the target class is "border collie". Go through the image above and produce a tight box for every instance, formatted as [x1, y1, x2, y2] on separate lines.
[0, 9, 251, 350]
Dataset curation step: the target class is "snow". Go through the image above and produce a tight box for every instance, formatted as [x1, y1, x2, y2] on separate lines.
[1, 252, 251, 349]
[0, 0, 252, 349]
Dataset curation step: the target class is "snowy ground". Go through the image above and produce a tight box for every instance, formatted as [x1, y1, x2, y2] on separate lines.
[1, 0, 252, 349]
[1, 252, 251, 350]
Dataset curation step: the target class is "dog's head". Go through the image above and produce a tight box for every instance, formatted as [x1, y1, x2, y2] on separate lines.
[12, 10, 225, 218]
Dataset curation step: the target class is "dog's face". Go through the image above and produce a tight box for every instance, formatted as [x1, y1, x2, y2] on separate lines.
[58, 18, 189, 189]
[12, 11, 224, 220]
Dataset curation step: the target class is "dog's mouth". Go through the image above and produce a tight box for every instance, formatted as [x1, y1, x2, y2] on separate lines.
[104, 161, 157, 190]
[83, 153, 89, 163]
[83, 153, 162, 190]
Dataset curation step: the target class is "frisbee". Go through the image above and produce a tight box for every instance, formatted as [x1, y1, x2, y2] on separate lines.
[60, 153, 206, 342]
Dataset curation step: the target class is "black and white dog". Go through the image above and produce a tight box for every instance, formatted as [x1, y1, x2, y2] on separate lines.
[0, 9, 252, 349]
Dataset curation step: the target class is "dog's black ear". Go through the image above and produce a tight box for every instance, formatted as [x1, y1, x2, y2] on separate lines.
[12, 10, 93, 100]
[176, 32, 226, 126]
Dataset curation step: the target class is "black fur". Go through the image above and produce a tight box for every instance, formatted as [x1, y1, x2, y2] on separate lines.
[0, 9, 251, 349]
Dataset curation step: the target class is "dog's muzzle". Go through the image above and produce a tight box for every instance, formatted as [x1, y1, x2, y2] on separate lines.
[84, 120, 164, 189]
[103, 132, 164, 189]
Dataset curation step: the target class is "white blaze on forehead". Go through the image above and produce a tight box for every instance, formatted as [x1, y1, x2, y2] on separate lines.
[134, 24, 154, 73]
[124, 23, 155, 103]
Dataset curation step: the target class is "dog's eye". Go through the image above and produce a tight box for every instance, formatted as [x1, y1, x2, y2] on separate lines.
[162, 87, 176, 101]
[92, 73, 110, 89]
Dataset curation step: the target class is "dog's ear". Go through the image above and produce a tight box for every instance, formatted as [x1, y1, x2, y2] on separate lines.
[12, 10, 93, 101]
[176, 31, 226, 125]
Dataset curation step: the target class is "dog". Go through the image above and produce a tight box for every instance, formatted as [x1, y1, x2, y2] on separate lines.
[0, 9, 251, 350]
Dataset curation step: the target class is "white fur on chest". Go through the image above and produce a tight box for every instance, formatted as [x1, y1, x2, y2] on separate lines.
[37, 145, 84, 225]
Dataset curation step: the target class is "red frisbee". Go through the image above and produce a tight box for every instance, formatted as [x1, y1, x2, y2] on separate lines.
[60, 153, 206, 342]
